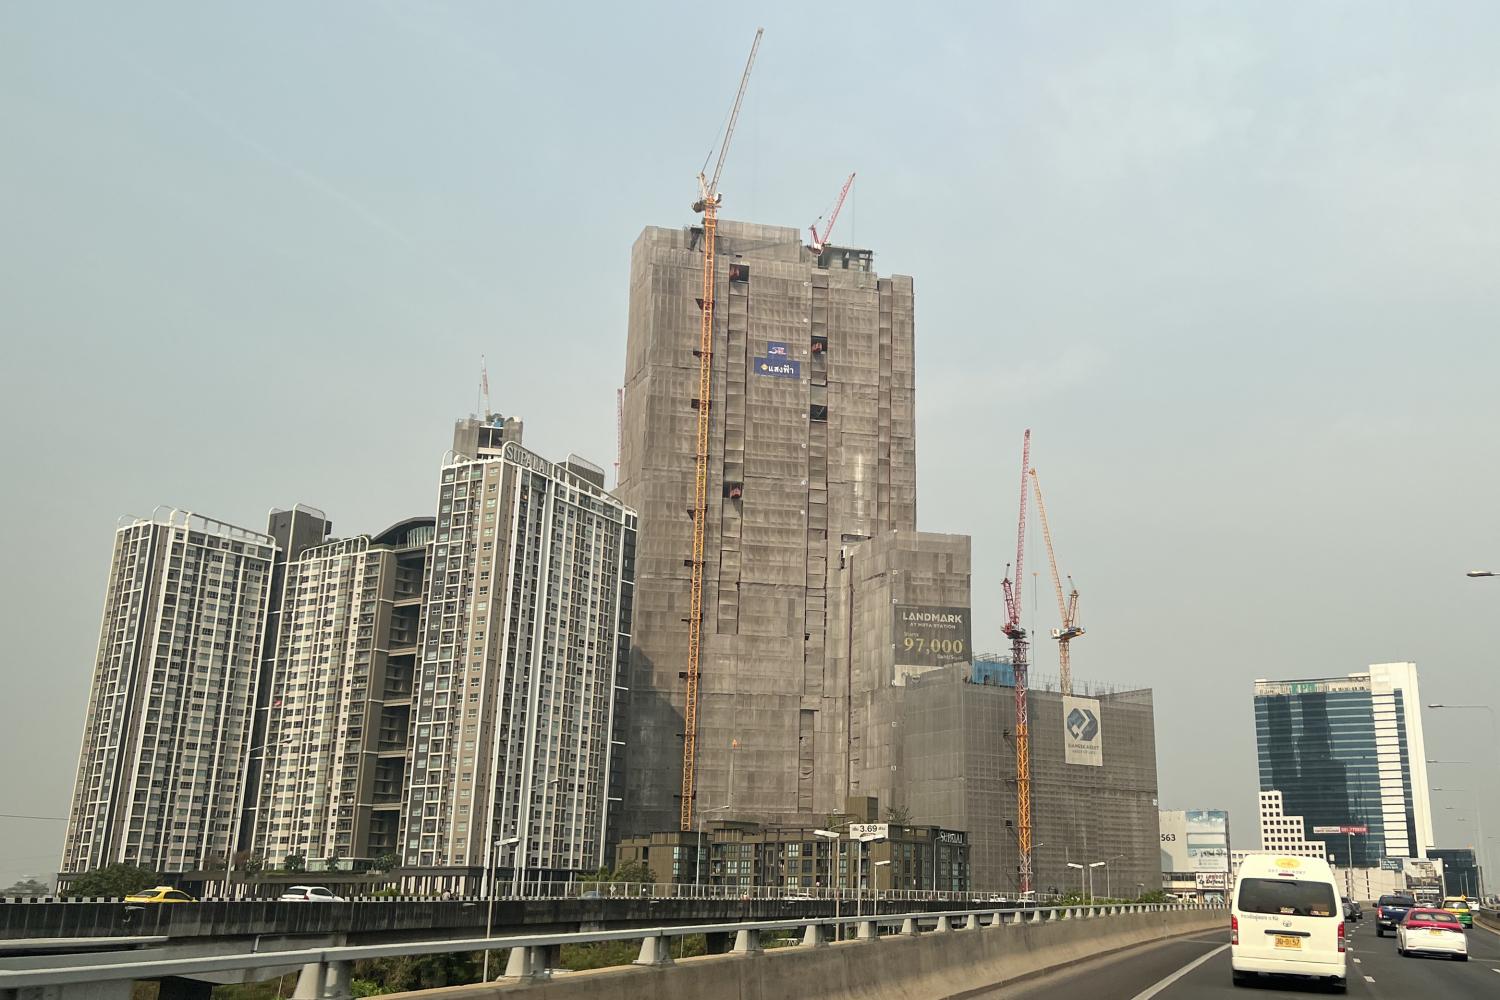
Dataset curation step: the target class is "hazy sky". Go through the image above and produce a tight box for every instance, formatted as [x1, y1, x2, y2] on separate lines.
[5, 2, 1500, 889]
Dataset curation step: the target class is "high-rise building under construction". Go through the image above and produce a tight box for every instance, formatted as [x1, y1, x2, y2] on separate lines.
[617, 219, 916, 835]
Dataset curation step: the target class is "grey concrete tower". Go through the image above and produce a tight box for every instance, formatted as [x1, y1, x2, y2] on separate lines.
[617, 220, 917, 837]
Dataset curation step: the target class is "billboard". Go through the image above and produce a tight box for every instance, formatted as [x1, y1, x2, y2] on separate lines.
[1312, 825, 1367, 835]
[754, 356, 801, 379]
[1160, 809, 1230, 874]
[892, 606, 971, 684]
[849, 823, 889, 841]
[766, 341, 790, 357]
[1062, 695, 1103, 766]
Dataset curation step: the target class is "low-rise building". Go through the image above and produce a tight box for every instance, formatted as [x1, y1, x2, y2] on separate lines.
[616, 799, 969, 894]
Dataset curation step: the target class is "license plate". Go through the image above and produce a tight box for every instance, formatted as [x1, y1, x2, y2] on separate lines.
[1428, 929, 1445, 937]
[1274, 935, 1301, 950]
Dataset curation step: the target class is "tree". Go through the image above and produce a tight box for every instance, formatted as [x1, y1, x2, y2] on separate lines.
[352, 952, 482, 992]
[610, 860, 655, 884]
[67, 863, 159, 898]
[371, 852, 400, 873]
[3, 877, 52, 898]
[885, 804, 913, 826]
[242, 854, 265, 875]
[284, 853, 306, 873]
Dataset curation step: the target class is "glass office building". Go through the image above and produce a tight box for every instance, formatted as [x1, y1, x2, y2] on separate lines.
[1253, 664, 1434, 868]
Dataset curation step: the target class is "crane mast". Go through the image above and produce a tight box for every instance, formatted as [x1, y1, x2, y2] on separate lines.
[1001, 429, 1032, 897]
[682, 28, 763, 834]
[1029, 467, 1083, 695]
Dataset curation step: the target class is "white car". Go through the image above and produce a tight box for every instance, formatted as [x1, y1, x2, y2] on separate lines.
[1396, 908, 1468, 961]
[279, 885, 345, 902]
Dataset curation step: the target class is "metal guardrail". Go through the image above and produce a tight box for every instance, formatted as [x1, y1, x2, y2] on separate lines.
[0, 902, 1222, 989]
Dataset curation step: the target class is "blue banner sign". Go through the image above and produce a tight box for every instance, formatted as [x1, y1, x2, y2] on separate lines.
[755, 357, 801, 379]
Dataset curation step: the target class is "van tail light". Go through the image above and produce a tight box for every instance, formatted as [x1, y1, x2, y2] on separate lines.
[1338, 921, 1346, 953]
[1231, 914, 1239, 945]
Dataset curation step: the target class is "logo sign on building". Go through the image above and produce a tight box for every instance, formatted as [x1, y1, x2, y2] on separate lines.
[1380, 858, 1404, 871]
[1062, 695, 1103, 766]
[849, 823, 889, 841]
[1196, 872, 1229, 891]
[754, 357, 801, 379]
[766, 341, 789, 357]
[1312, 825, 1368, 835]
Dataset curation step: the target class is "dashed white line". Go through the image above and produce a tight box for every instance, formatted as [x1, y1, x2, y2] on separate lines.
[1127, 943, 1230, 1000]
[1352, 957, 1362, 964]
[1363, 975, 1376, 982]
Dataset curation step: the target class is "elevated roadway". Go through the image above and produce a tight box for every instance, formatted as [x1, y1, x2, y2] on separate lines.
[972, 909, 1500, 998]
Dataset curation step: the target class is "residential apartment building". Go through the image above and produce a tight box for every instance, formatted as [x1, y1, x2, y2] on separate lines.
[617, 220, 917, 836]
[250, 517, 433, 868]
[400, 437, 636, 890]
[61, 510, 277, 876]
[1253, 664, 1434, 867]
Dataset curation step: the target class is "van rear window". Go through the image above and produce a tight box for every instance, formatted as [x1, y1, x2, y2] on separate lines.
[1237, 878, 1337, 917]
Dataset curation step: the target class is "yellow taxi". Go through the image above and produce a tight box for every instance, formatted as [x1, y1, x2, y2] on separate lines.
[123, 886, 197, 904]
[1440, 896, 1473, 927]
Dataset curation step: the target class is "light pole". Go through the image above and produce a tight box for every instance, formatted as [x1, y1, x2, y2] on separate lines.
[1066, 862, 1084, 899]
[1430, 759, 1489, 896]
[483, 836, 520, 982]
[813, 830, 841, 937]
[1429, 703, 1496, 888]
[1100, 854, 1125, 900]
[1088, 861, 1106, 901]
[852, 830, 885, 922]
[695, 805, 732, 891]
[874, 859, 891, 904]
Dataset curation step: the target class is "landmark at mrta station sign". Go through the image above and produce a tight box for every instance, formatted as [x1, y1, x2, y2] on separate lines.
[892, 605, 971, 684]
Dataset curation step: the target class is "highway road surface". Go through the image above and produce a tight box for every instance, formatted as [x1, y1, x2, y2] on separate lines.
[972, 915, 1500, 998]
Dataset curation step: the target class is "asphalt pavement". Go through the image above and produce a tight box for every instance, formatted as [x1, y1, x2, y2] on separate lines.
[968, 914, 1500, 999]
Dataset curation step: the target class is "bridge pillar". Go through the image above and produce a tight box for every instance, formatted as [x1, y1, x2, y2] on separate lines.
[503, 946, 553, 981]
[322, 961, 352, 1000]
[732, 928, 762, 954]
[801, 924, 827, 948]
[899, 917, 919, 936]
[933, 916, 952, 933]
[856, 920, 877, 939]
[965, 914, 981, 930]
[292, 963, 325, 1000]
[634, 934, 673, 966]
[158, 978, 213, 1000]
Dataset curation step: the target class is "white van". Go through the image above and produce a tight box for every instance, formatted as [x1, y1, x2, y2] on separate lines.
[1230, 854, 1346, 993]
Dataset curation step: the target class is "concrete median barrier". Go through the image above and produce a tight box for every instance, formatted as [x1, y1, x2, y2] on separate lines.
[387, 908, 1226, 1000]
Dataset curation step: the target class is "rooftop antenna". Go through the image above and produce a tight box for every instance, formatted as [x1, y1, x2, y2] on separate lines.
[480, 355, 491, 417]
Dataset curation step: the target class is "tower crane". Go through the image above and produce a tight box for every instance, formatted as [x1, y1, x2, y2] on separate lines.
[1001, 429, 1033, 898]
[808, 172, 855, 253]
[682, 27, 763, 834]
[1029, 467, 1083, 696]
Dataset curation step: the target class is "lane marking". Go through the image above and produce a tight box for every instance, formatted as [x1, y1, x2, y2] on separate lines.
[1352, 957, 1362, 963]
[1363, 975, 1376, 982]
[1127, 943, 1229, 1000]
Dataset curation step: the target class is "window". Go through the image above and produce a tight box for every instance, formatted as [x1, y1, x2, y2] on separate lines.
[1236, 878, 1336, 917]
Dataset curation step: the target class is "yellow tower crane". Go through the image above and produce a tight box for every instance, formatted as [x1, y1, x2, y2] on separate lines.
[682, 28, 763, 834]
[1028, 467, 1084, 695]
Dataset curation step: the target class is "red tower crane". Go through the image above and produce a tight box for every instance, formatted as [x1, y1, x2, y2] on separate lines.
[1001, 429, 1033, 898]
[808, 172, 855, 253]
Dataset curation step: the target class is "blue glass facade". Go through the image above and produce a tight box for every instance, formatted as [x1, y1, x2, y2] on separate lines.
[1254, 682, 1416, 867]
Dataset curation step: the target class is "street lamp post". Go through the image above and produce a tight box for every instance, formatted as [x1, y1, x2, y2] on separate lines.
[1100, 854, 1125, 900]
[694, 805, 732, 891]
[813, 830, 841, 938]
[1088, 861, 1106, 901]
[1066, 862, 1084, 899]
[483, 836, 521, 982]
[874, 859, 891, 904]
[1430, 759, 1489, 897]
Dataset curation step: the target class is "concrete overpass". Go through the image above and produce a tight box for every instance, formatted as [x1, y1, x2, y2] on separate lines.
[0, 903, 1226, 1000]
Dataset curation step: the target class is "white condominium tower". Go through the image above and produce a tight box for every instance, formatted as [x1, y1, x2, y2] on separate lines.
[61, 510, 276, 876]
[250, 518, 434, 868]
[401, 433, 635, 890]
